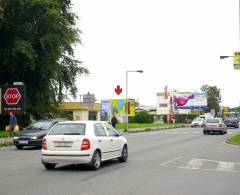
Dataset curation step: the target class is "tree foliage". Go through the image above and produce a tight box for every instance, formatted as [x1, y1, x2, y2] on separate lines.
[201, 85, 221, 113]
[0, 0, 89, 119]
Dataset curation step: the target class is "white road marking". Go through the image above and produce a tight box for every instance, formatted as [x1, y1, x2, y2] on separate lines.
[183, 158, 203, 169]
[161, 157, 240, 173]
[217, 162, 235, 171]
[160, 156, 183, 166]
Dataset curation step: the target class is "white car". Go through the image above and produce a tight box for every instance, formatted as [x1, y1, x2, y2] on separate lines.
[191, 118, 205, 128]
[41, 121, 128, 170]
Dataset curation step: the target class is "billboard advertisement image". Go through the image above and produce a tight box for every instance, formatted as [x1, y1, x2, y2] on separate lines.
[173, 92, 207, 109]
[101, 99, 135, 118]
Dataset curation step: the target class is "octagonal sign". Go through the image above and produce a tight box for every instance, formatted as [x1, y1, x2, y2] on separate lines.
[3, 88, 22, 105]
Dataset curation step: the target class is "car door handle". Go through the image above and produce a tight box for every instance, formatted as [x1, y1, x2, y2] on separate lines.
[98, 140, 102, 142]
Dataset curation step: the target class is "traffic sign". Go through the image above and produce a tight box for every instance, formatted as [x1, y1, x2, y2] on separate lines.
[1, 84, 26, 114]
[4, 88, 21, 105]
[234, 51, 240, 69]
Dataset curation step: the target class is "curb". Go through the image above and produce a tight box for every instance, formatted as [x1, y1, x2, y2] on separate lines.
[224, 133, 240, 146]
[126, 124, 190, 133]
[0, 138, 13, 147]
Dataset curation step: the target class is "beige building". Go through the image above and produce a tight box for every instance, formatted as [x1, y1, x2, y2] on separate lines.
[59, 102, 101, 121]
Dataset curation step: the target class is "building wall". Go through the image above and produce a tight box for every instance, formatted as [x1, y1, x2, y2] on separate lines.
[156, 94, 171, 115]
[73, 110, 101, 121]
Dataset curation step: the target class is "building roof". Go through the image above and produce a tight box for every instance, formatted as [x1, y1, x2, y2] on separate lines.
[59, 102, 101, 111]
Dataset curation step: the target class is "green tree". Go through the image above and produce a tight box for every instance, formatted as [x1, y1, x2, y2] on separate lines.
[0, 0, 89, 119]
[201, 85, 221, 113]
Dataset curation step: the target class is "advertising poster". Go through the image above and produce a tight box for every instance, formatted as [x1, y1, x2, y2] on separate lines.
[101, 100, 111, 119]
[101, 99, 135, 117]
[173, 92, 207, 109]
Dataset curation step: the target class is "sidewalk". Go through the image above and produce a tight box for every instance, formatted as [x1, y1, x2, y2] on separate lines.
[0, 137, 13, 145]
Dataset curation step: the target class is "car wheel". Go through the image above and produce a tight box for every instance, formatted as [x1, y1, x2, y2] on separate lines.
[43, 163, 56, 170]
[118, 145, 128, 162]
[16, 145, 23, 150]
[90, 150, 101, 170]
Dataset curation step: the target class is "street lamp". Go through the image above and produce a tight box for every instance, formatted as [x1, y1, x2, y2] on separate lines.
[220, 55, 233, 60]
[125, 70, 143, 132]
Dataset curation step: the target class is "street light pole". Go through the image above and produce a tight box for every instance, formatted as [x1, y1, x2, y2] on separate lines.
[125, 70, 143, 132]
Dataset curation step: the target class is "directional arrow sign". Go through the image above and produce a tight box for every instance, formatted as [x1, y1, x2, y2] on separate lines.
[115, 85, 122, 95]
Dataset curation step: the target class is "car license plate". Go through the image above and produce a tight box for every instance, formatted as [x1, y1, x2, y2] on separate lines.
[54, 142, 72, 147]
[19, 140, 28, 144]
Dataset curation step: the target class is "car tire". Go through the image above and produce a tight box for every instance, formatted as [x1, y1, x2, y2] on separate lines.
[16, 145, 23, 150]
[118, 145, 128, 162]
[43, 163, 56, 170]
[90, 150, 101, 170]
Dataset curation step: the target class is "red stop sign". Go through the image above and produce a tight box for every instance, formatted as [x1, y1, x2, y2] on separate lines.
[4, 88, 22, 105]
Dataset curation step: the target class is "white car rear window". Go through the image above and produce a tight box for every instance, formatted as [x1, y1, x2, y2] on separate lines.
[49, 124, 86, 135]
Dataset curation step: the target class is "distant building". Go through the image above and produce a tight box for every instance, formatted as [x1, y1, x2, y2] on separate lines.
[59, 102, 101, 121]
[136, 105, 157, 115]
[156, 92, 171, 115]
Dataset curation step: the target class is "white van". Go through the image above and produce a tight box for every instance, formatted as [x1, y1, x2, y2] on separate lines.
[199, 113, 214, 121]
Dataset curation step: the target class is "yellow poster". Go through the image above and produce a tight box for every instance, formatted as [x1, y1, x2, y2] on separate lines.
[234, 51, 240, 69]
[111, 99, 135, 116]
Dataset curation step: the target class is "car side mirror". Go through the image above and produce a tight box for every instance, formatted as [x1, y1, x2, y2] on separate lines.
[116, 132, 122, 137]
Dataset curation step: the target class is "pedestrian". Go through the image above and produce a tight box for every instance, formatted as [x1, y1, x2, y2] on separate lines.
[111, 115, 118, 128]
[9, 112, 17, 137]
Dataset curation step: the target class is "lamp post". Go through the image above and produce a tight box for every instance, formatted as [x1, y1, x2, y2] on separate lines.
[125, 70, 143, 132]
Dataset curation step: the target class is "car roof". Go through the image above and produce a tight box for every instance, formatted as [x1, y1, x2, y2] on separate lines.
[37, 118, 68, 122]
[56, 120, 105, 124]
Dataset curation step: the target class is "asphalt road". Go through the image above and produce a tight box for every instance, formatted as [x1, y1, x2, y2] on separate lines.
[1, 127, 240, 195]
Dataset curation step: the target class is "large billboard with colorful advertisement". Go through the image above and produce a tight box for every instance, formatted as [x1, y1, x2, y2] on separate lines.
[173, 92, 207, 109]
[101, 99, 135, 119]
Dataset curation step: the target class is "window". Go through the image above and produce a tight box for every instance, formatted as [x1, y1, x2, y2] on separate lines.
[94, 123, 107, 136]
[49, 124, 85, 135]
[104, 123, 118, 136]
[159, 103, 168, 107]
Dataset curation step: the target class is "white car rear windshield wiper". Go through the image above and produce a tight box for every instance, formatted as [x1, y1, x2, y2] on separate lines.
[63, 133, 81, 135]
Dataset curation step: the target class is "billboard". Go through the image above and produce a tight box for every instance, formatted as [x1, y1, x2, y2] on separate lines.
[173, 92, 207, 109]
[101, 99, 135, 118]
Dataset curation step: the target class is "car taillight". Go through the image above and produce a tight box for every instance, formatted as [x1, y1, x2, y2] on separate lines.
[42, 138, 48, 150]
[81, 138, 90, 151]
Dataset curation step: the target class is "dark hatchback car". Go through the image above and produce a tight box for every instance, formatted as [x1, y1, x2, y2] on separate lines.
[13, 118, 68, 149]
[224, 117, 239, 128]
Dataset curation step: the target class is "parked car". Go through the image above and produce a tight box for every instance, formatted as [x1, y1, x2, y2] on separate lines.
[191, 117, 205, 128]
[41, 121, 128, 170]
[13, 118, 68, 149]
[224, 117, 239, 128]
[203, 118, 227, 135]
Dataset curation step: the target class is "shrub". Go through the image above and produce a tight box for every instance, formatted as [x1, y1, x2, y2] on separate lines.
[129, 112, 154, 123]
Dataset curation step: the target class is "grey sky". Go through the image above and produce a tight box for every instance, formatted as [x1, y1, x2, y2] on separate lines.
[72, 0, 239, 107]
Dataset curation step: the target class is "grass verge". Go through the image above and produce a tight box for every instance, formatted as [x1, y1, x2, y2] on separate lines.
[226, 134, 240, 145]
[0, 131, 11, 138]
[117, 123, 182, 129]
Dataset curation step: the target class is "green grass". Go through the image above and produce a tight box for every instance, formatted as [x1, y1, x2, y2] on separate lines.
[227, 134, 240, 145]
[116, 123, 182, 130]
[0, 131, 12, 138]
